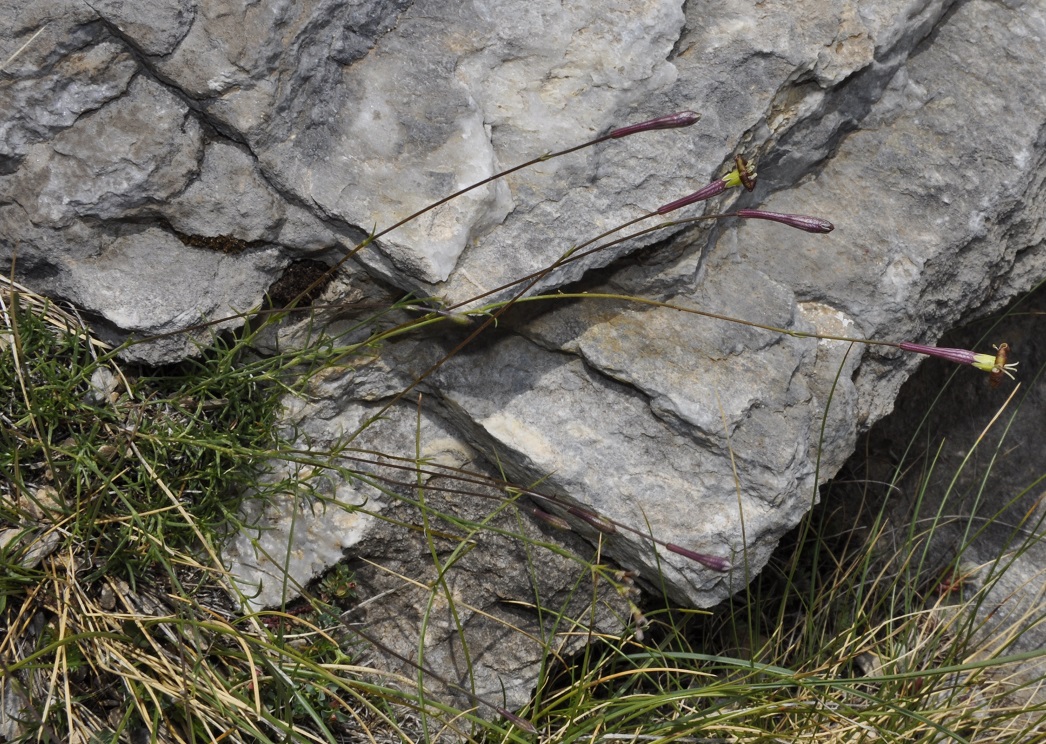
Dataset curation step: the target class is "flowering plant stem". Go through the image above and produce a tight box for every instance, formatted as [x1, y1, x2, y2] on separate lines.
[289, 111, 702, 306]
[457, 292, 1015, 381]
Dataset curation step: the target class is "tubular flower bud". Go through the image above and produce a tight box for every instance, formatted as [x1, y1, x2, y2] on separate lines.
[666, 543, 732, 572]
[735, 209, 834, 233]
[656, 155, 757, 215]
[531, 508, 572, 531]
[609, 110, 701, 138]
[496, 708, 537, 734]
[567, 506, 618, 534]
[899, 341, 1018, 381]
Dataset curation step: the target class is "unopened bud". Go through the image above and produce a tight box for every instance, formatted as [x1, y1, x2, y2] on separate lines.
[657, 181, 727, 214]
[609, 111, 701, 139]
[567, 506, 618, 534]
[531, 508, 572, 531]
[666, 543, 732, 572]
[496, 708, 537, 734]
[736, 209, 834, 233]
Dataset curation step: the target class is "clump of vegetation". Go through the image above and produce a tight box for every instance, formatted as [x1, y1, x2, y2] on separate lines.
[1, 107, 1041, 743]
[0, 284, 415, 742]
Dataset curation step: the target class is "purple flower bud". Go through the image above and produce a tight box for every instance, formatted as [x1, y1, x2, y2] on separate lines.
[656, 180, 728, 214]
[609, 111, 701, 139]
[666, 543, 732, 572]
[531, 508, 572, 531]
[496, 708, 538, 734]
[567, 506, 618, 534]
[736, 209, 834, 233]
[898, 342, 979, 366]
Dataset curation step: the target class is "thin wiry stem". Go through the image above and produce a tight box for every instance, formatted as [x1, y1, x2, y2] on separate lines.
[283, 446, 733, 572]
[280, 111, 701, 312]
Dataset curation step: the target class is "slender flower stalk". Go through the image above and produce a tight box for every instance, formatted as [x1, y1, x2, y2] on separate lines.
[656, 155, 757, 215]
[281, 111, 704, 312]
[899, 341, 1018, 381]
[360, 448, 737, 574]
[470, 288, 1019, 386]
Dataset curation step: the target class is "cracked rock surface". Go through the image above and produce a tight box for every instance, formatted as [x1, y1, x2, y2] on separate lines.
[3, 0, 1045, 711]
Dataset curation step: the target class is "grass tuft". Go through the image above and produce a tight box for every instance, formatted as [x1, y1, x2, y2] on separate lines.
[0, 280, 463, 742]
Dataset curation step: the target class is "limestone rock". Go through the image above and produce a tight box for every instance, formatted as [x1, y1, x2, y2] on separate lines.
[2, 0, 1045, 715]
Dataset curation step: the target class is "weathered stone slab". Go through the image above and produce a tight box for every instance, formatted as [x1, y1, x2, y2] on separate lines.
[2, 0, 1045, 715]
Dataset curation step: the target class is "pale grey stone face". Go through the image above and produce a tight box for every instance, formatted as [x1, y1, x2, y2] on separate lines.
[3, 0, 1045, 712]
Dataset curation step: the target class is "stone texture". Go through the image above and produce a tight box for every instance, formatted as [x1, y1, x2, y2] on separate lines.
[11, 75, 202, 226]
[220, 366, 630, 710]
[89, 0, 195, 57]
[2, 0, 1045, 717]
[0, 2, 134, 171]
[0, 16, 347, 361]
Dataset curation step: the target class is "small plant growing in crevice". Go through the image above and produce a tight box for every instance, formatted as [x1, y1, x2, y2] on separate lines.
[1, 103, 1033, 743]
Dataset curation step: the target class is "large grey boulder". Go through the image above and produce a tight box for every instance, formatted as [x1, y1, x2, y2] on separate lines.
[3, 0, 1044, 713]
